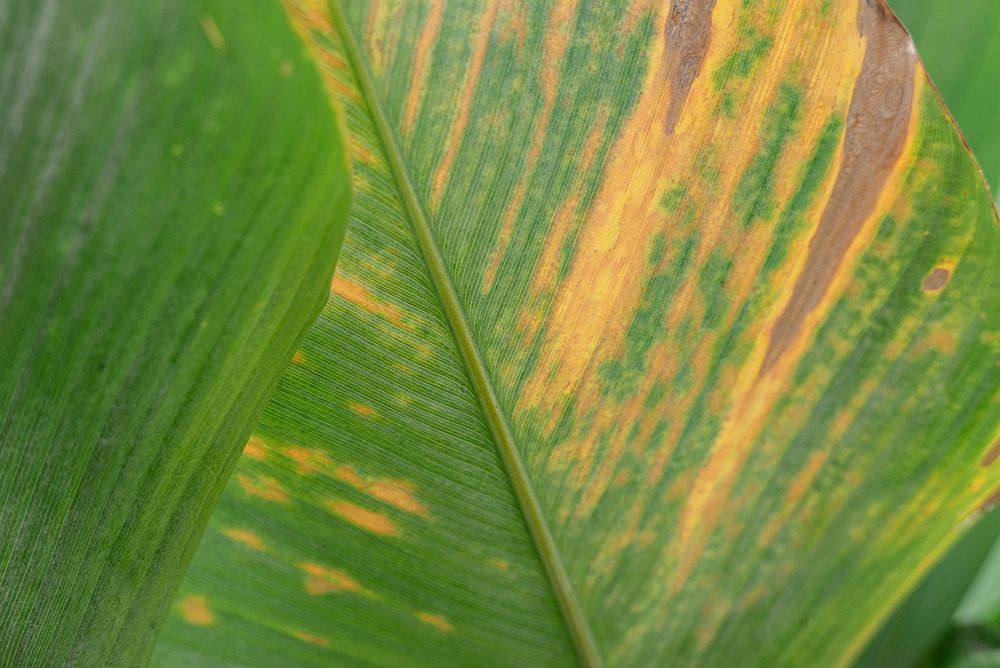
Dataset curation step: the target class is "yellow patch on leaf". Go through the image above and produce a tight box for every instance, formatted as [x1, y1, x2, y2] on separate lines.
[333, 464, 365, 488]
[222, 528, 266, 552]
[243, 436, 267, 460]
[430, 0, 501, 211]
[401, 1, 445, 135]
[237, 474, 289, 504]
[199, 15, 225, 52]
[179, 595, 214, 626]
[298, 562, 372, 597]
[292, 630, 330, 647]
[327, 499, 398, 536]
[349, 136, 379, 167]
[347, 402, 378, 418]
[334, 466, 430, 518]
[416, 611, 454, 632]
[487, 558, 509, 572]
[786, 451, 829, 505]
[272, 443, 430, 518]
[369, 479, 429, 517]
[332, 275, 407, 328]
[284, 446, 333, 475]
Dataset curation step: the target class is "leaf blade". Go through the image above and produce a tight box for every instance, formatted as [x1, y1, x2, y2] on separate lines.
[160, 0, 1000, 665]
[0, 1, 349, 664]
[327, 3, 600, 661]
[154, 4, 580, 664]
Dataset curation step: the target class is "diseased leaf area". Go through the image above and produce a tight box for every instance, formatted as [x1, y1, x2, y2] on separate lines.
[157, 0, 999, 666]
[0, 1, 349, 665]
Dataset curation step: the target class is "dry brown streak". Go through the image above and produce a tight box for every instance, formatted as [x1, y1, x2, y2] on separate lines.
[761, 0, 914, 372]
[667, 0, 917, 596]
[663, 0, 718, 133]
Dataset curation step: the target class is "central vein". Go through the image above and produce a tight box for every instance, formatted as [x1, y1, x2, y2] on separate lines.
[325, 2, 602, 665]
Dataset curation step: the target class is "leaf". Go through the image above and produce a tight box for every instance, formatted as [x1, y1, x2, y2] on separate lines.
[854, 507, 1000, 668]
[889, 0, 1000, 198]
[955, 532, 1000, 629]
[156, 0, 1000, 665]
[929, 628, 1000, 668]
[0, 1, 349, 665]
[852, 2, 1000, 663]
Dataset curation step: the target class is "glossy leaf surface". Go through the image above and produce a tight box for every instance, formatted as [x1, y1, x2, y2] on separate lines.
[0, 1, 349, 664]
[158, 0, 1000, 665]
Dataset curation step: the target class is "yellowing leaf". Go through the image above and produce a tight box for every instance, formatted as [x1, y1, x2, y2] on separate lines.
[156, 1, 1000, 666]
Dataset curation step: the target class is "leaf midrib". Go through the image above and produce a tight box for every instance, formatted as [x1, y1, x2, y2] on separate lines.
[325, 2, 601, 665]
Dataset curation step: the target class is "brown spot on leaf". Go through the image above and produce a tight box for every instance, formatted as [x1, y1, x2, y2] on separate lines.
[662, 0, 718, 133]
[982, 437, 1000, 467]
[915, 327, 958, 355]
[349, 137, 379, 167]
[762, 0, 915, 372]
[978, 483, 1000, 514]
[922, 267, 950, 292]
[480, 0, 582, 295]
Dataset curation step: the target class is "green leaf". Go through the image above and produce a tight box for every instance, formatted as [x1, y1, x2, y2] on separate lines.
[0, 1, 349, 665]
[851, 2, 1000, 664]
[889, 0, 1000, 198]
[957, 538, 1000, 627]
[157, 0, 1000, 665]
[854, 507, 1000, 668]
[926, 626, 1000, 668]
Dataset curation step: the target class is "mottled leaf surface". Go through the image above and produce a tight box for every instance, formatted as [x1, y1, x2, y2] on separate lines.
[853, 2, 1000, 664]
[0, 1, 349, 665]
[158, 0, 1000, 666]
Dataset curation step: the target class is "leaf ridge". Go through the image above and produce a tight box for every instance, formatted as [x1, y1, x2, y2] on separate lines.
[325, 2, 602, 665]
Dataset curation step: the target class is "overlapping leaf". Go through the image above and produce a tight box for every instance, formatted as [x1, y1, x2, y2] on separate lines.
[156, 1, 1000, 666]
[0, 1, 349, 664]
